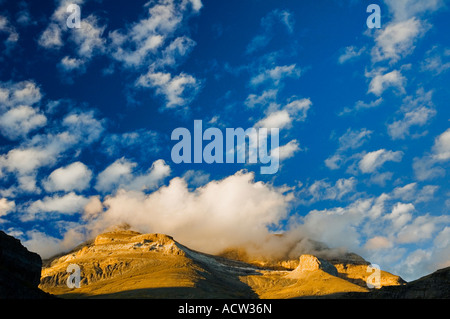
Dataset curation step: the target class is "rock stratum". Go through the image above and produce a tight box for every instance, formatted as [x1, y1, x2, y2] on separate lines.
[38, 229, 414, 299]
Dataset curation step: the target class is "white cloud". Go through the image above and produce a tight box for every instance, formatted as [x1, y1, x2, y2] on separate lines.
[338, 128, 373, 151]
[388, 106, 436, 140]
[256, 110, 291, 129]
[298, 177, 357, 205]
[0, 15, 19, 45]
[95, 158, 170, 193]
[432, 128, 450, 161]
[155, 36, 196, 68]
[324, 128, 373, 172]
[58, 56, 86, 72]
[136, 70, 200, 108]
[22, 230, 64, 259]
[245, 89, 278, 108]
[255, 98, 311, 129]
[413, 128, 450, 181]
[359, 149, 403, 173]
[0, 105, 47, 140]
[62, 110, 104, 144]
[324, 154, 344, 170]
[386, 202, 414, 230]
[0, 198, 15, 217]
[364, 236, 393, 250]
[339, 98, 383, 116]
[71, 15, 106, 59]
[43, 162, 92, 192]
[22, 228, 86, 259]
[434, 227, 450, 249]
[338, 46, 365, 64]
[384, 0, 444, 22]
[38, 23, 63, 49]
[87, 170, 294, 256]
[387, 89, 436, 140]
[413, 155, 445, 181]
[276, 139, 301, 160]
[95, 158, 136, 193]
[108, 1, 184, 67]
[0, 147, 57, 177]
[367, 69, 406, 96]
[396, 214, 448, 244]
[24, 192, 90, 220]
[0, 80, 42, 110]
[250, 64, 301, 87]
[0, 105, 104, 193]
[421, 47, 450, 75]
[371, 18, 427, 63]
[83, 196, 103, 220]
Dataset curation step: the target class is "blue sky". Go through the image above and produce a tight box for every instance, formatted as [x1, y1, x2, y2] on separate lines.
[0, 0, 449, 282]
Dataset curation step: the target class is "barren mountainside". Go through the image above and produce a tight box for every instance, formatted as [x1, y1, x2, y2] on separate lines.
[39, 229, 408, 299]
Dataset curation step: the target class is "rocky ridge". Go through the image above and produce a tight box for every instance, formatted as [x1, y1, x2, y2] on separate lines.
[0, 230, 53, 299]
[39, 229, 406, 299]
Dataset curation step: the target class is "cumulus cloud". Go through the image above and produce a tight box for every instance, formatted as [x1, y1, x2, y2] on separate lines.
[367, 68, 406, 96]
[22, 228, 86, 259]
[23, 192, 90, 221]
[38, 0, 106, 61]
[338, 46, 365, 64]
[0, 80, 42, 110]
[432, 128, 450, 161]
[108, 0, 202, 109]
[136, 70, 201, 109]
[364, 236, 393, 250]
[58, 56, 86, 72]
[275, 139, 301, 160]
[87, 170, 294, 256]
[384, 0, 444, 22]
[391, 182, 439, 204]
[324, 128, 373, 171]
[358, 149, 403, 173]
[255, 98, 311, 129]
[338, 128, 373, 152]
[387, 89, 436, 140]
[0, 198, 15, 217]
[371, 18, 427, 63]
[43, 161, 92, 192]
[339, 98, 384, 116]
[413, 128, 450, 181]
[0, 105, 47, 140]
[245, 89, 278, 108]
[250, 64, 301, 87]
[297, 177, 357, 205]
[95, 158, 170, 193]
[0, 15, 19, 51]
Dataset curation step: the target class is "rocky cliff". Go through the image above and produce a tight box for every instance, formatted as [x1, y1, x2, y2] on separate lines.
[0, 230, 53, 299]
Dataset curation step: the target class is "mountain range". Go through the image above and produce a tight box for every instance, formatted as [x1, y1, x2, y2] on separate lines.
[33, 229, 448, 299]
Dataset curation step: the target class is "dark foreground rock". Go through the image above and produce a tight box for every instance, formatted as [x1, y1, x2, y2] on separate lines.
[0, 230, 54, 299]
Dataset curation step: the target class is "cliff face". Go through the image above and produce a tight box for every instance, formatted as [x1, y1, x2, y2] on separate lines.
[0, 230, 53, 299]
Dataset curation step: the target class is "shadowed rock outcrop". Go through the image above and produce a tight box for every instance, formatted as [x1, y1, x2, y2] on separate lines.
[0, 230, 53, 299]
